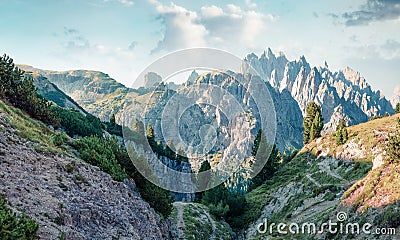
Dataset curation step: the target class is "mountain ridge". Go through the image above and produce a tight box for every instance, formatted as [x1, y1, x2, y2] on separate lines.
[244, 48, 394, 134]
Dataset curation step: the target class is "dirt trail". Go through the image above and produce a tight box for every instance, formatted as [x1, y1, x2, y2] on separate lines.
[318, 160, 346, 182]
[173, 202, 186, 240]
[203, 207, 216, 240]
[306, 173, 322, 187]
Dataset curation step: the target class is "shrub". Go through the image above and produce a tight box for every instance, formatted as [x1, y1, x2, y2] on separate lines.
[201, 183, 247, 224]
[53, 106, 103, 137]
[72, 136, 128, 182]
[52, 132, 69, 147]
[0, 197, 39, 239]
[396, 103, 400, 114]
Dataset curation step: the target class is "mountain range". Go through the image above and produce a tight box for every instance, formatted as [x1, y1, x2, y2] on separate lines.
[244, 48, 394, 133]
[19, 48, 395, 151]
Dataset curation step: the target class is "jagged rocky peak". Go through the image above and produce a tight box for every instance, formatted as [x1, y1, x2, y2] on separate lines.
[144, 72, 162, 88]
[244, 47, 394, 134]
[324, 60, 329, 69]
[185, 70, 199, 86]
[390, 86, 400, 108]
[341, 66, 369, 90]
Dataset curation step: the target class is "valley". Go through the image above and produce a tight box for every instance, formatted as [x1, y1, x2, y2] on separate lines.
[1, 49, 399, 240]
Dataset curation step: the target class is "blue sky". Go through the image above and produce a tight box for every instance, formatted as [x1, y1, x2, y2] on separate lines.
[1, 0, 399, 98]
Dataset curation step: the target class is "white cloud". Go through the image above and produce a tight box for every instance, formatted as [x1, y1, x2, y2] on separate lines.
[152, 2, 208, 53]
[200, 5, 224, 18]
[151, 2, 277, 52]
[344, 39, 400, 60]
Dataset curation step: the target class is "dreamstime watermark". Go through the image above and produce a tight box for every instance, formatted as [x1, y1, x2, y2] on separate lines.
[257, 212, 396, 236]
[121, 48, 277, 193]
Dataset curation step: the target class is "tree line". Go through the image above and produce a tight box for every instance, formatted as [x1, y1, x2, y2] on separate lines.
[0, 54, 57, 125]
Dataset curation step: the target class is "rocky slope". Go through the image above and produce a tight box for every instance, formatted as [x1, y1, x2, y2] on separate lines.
[244, 48, 394, 133]
[0, 100, 170, 239]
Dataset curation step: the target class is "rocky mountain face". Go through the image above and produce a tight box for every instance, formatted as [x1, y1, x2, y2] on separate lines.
[244, 48, 394, 133]
[27, 72, 87, 114]
[391, 87, 400, 108]
[0, 100, 170, 239]
[18, 65, 131, 121]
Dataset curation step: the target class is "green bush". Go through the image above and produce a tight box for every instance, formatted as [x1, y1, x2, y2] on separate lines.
[72, 136, 128, 182]
[208, 201, 229, 219]
[53, 106, 103, 137]
[52, 132, 69, 147]
[0, 197, 38, 240]
[201, 183, 247, 225]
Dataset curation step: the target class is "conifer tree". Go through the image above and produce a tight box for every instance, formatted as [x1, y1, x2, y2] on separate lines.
[146, 124, 157, 150]
[249, 129, 280, 190]
[164, 140, 176, 160]
[133, 118, 145, 135]
[335, 119, 349, 145]
[303, 102, 324, 144]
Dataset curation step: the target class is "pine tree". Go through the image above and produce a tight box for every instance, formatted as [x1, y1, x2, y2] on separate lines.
[146, 124, 154, 139]
[110, 114, 116, 124]
[164, 140, 176, 160]
[252, 129, 262, 157]
[0, 55, 57, 125]
[396, 103, 400, 114]
[303, 102, 324, 144]
[335, 119, 348, 145]
[195, 160, 212, 202]
[146, 124, 157, 150]
[249, 129, 280, 190]
[176, 147, 189, 162]
[133, 118, 145, 135]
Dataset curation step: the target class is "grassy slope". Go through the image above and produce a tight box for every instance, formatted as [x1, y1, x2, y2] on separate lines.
[303, 113, 400, 162]
[238, 114, 400, 239]
[0, 100, 67, 155]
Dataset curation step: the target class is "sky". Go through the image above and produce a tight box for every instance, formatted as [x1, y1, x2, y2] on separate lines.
[0, 0, 399, 98]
